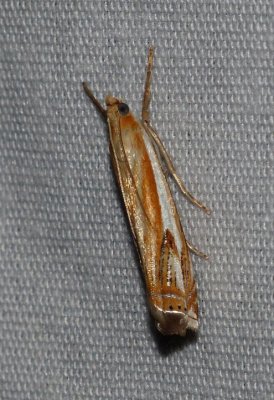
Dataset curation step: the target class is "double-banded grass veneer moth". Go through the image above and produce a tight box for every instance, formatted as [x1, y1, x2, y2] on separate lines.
[83, 48, 210, 336]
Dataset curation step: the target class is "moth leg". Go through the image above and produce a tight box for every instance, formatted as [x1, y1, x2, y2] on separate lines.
[142, 47, 154, 123]
[186, 240, 209, 260]
[144, 122, 211, 215]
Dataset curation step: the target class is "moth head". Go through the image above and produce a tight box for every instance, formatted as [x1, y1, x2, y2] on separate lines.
[105, 96, 130, 116]
[82, 83, 130, 120]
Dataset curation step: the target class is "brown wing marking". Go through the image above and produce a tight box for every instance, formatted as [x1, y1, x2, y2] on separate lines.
[181, 241, 193, 293]
[117, 119, 152, 227]
[181, 246, 198, 315]
[109, 141, 144, 264]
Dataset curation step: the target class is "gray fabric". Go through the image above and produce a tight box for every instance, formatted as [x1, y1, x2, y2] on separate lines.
[0, 1, 273, 399]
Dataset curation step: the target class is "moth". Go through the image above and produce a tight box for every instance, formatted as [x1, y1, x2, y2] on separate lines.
[83, 48, 210, 336]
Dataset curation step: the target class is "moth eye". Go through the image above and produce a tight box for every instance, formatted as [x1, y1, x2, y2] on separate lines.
[118, 103, 129, 116]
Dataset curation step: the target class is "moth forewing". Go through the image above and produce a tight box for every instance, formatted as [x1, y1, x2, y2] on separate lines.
[106, 101, 198, 336]
[83, 47, 209, 336]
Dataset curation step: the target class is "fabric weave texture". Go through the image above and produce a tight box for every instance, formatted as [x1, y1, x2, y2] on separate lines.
[0, 1, 273, 399]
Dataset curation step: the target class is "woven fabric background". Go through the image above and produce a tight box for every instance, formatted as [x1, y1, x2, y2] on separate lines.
[0, 1, 273, 399]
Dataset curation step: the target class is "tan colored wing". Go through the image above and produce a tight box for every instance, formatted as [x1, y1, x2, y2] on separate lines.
[107, 107, 198, 331]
